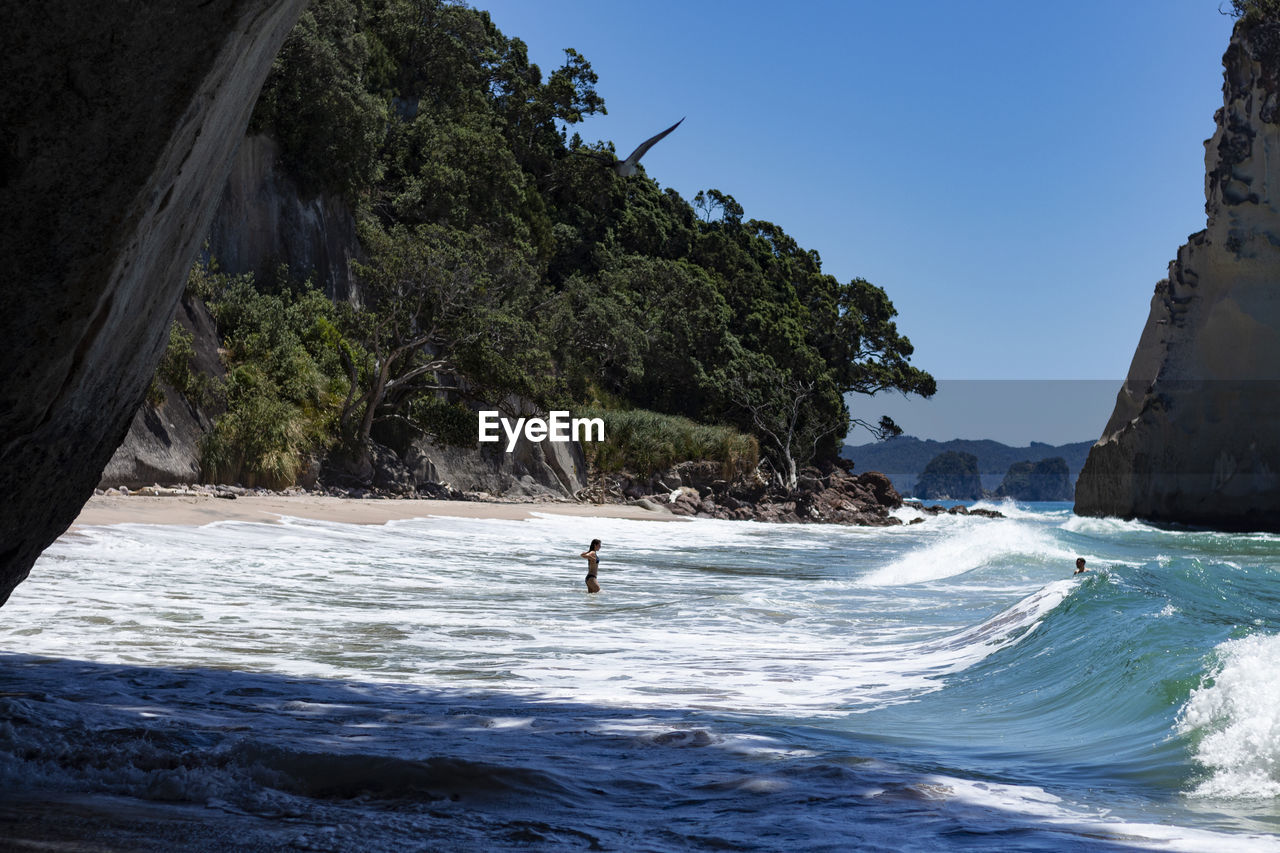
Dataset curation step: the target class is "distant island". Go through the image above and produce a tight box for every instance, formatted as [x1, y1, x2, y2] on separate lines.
[842, 436, 1093, 497]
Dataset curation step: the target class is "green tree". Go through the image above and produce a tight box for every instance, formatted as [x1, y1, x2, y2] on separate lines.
[717, 358, 846, 491]
[212, 0, 939, 491]
[198, 267, 349, 487]
[251, 0, 387, 200]
[341, 223, 555, 456]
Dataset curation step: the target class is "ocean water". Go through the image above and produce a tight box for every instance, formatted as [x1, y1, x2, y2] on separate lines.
[1, 501, 1279, 850]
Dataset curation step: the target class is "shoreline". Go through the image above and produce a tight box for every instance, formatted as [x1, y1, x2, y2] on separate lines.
[71, 494, 682, 529]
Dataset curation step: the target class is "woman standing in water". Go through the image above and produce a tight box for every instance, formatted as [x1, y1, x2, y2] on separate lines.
[581, 539, 601, 593]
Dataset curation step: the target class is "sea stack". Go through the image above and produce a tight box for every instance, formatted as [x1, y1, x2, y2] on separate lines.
[1075, 14, 1280, 530]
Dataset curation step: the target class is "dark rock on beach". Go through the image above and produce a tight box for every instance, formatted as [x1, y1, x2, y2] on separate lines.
[593, 458, 1002, 526]
[93, 456, 1006, 528]
[904, 501, 1004, 519]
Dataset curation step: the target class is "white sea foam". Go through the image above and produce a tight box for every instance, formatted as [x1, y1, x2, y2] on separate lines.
[2, 510, 1274, 850]
[1062, 514, 1166, 538]
[940, 776, 1280, 852]
[1178, 632, 1280, 799]
[856, 520, 1076, 586]
[1, 514, 1070, 721]
[889, 504, 926, 524]
[919, 579, 1072, 652]
[818, 580, 1075, 711]
[968, 498, 1068, 522]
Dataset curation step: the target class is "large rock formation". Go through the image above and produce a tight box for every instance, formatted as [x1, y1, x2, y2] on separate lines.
[98, 296, 226, 489]
[206, 135, 362, 302]
[914, 451, 984, 500]
[407, 435, 589, 500]
[105, 132, 591, 499]
[994, 457, 1073, 502]
[1075, 17, 1280, 530]
[0, 1, 307, 606]
[101, 130, 362, 489]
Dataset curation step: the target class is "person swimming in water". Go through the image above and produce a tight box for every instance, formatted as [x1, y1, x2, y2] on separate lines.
[1074, 557, 1089, 575]
[581, 539, 601, 593]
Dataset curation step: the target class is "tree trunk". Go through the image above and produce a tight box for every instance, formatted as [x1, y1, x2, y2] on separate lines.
[358, 360, 392, 446]
[780, 450, 798, 492]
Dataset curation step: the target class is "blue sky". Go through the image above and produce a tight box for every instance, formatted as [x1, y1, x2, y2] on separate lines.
[478, 0, 1237, 441]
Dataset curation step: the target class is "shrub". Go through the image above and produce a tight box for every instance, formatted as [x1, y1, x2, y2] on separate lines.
[196, 263, 348, 487]
[1230, 0, 1280, 24]
[201, 365, 308, 489]
[581, 407, 758, 480]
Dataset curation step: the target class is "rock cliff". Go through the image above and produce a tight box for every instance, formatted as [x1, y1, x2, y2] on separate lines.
[98, 296, 225, 489]
[407, 435, 588, 500]
[1075, 18, 1280, 531]
[104, 134, 588, 500]
[914, 452, 984, 501]
[0, 1, 306, 606]
[206, 135, 362, 302]
[100, 131, 362, 490]
[994, 458, 1073, 502]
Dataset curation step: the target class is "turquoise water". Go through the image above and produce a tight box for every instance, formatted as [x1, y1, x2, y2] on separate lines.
[0, 501, 1278, 850]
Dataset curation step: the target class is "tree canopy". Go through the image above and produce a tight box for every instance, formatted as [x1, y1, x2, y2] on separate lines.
[195, 0, 935, 487]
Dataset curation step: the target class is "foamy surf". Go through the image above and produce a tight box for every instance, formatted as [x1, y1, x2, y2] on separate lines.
[3, 653, 1274, 853]
[1178, 632, 1280, 799]
[5, 515, 1081, 718]
[4, 504, 1279, 850]
[857, 519, 1076, 586]
[968, 497, 1069, 521]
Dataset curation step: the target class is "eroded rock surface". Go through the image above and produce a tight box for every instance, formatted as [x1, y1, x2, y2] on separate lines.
[206, 135, 362, 301]
[0, 1, 306, 605]
[406, 434, 589, 500]
[1075, 18, 1280, 530]
[98, 297, 226, 489]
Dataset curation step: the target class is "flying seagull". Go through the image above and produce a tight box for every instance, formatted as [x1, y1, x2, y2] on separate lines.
[577, 117, 685, 177]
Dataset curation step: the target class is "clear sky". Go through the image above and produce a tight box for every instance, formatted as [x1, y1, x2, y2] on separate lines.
[846, 380, 1121, 446]
[477, 0, 1237, 442]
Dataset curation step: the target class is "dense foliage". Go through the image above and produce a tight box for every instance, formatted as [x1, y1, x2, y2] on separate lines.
[1229, 0, 1280, 25]
[178, 0, 934, 489]
[191, 264, 349, 488]
[581, 408, 758, 482]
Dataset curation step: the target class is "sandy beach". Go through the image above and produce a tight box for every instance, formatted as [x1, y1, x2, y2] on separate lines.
[71, 494, 679, 529]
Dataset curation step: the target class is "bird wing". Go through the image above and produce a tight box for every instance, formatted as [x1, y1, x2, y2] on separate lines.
[620, 117, 685, 168]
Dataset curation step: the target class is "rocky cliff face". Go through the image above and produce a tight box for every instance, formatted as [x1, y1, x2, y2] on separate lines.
[407, 435, 588, 500]
[98, 296, 226, 489]
[206, 135, 362, 302]
[1075, 19, 1280, 530]
[0, 1, 306, 606]
[105, 133, 587, 499]
[100, 132, 362, 490]
[108, 134, 589, 500]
